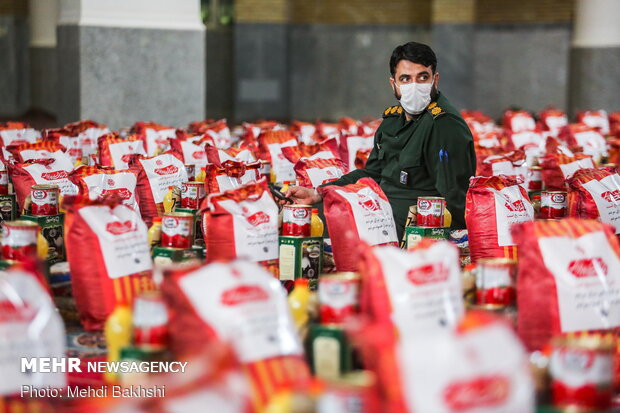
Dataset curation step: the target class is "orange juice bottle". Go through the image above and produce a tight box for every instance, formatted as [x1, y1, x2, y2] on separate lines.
[104, 304, 133, 383]
[310, 208, 324, 237]
[288, 278, 311, 336]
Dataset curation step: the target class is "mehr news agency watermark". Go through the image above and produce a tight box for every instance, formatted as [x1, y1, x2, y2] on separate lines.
[20, 357, 188, 398]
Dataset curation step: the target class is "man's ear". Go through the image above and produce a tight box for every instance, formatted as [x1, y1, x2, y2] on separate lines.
[434, 72, 440, 87]
[389, 77, 396, 92]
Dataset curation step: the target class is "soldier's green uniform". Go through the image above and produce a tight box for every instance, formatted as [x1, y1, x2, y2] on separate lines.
[323, 92, 476, 240]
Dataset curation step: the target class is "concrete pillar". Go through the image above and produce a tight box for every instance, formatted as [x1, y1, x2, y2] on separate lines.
[29, 0, 58, 116]
[0, 0, 30, 116]
[56, 0, 206, 129]
[431, 0, 476, 110]
[569, 0, 620, 115]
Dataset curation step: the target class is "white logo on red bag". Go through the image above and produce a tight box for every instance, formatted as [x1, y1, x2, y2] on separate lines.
[0, 300, 36, 322]
[247, 211, 270, 226]
[105, 220, 137, 235]
[192, 151, 206, 159]
[601, 190, 620, 202]
[406, 263, 450, 285]
[504, 199, 526, 212]
[100, 188, 132, 200]
[221, 285, 269, 306]
[444, 375, 510, 411]
[568, 257, 608, 278]
[358, 194, 380, 211]
[41, 170, 68, 180]
[154, 165, 179, 175]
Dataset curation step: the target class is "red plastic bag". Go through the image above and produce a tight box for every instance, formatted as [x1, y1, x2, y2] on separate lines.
[318, 177, 398, 271]
[558, 123, 607, 160]
[205, 144, 256, 166]
[477, 150, 526, 178]
[97, 133, 147, 170]
[130, 121, 177, 156]
[538, 108, 568, 137]
[577, 110, 610, 135]
[290, 120, 318, 145]
[567, 168, 620, 234]
[281, 137, 340, 163]
[465, 175, 534, 263]
[503, 109, 536, 132]
[161, 259, 309, 409]
[512, 219, 620, 351]
[294, 157, 347, 188]
[0, 122, 40, 147]
[168, 135, 210, 177]
[9, 157, 78, 211]
[540, 144, 594, 191]
[257, 130, 297, 182]
[203, 178, 278, 263]
[339, 134, 374, 172]
[69, 166, 140, 210]
[6, 141, 68, 164]
[130, 152, 188, 224]
[64, 197, 154, 330]
[63, 120, 110, 159]
[204, 161, 261, 194]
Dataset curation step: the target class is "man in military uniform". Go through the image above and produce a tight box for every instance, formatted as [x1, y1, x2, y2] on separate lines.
[286, 42, 476, 240]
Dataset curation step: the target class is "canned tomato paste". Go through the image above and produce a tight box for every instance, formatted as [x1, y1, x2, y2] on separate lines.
[180, 181, 205, 209]
[527, 166, 542, 191]
[132, 291, 169, 350]
[184, 164, 196, 181]
[550, 334, 614, 411]
[475, 258, 517, 307]
[541, 191, 567, 219]
[318, 272, 360, 324]
[416, 196, 445, 227]
[2, 220, 39, 260]
[30, 184, 60, 216]
[161, 212, 194, 249]
[282, 205, 312, 237]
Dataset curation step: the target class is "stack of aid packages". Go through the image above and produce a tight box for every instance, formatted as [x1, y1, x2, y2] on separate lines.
[0, 107, 618, 413]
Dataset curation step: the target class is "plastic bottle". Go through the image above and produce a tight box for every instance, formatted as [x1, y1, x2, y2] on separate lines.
[444, 208, 452, 227]
[196, 167, 206, 183]
[163, 186, 180, 213]
[288, 278, 311, 336]
[104, 304, 133, 383]
[36, 231, 49, 260]
[147, 217, 162, 250]
[310, 208, 324, 237]
[280, 181, 291, 196]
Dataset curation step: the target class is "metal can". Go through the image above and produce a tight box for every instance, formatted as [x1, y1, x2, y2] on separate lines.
[475, 258, 517, 307]
[180, 181, 205, 209]
[30, 184, 60, 216]
[541, 191, 567, 219]
[282, 204, 312, 237]
[184, 164, 196, 181]
[416, 196, 445, 227]
[318, 371, 381, 413]
[550, 333, 615, 411]
[161, 212, 194, 249]
[309, 324, 354, 380]
[318, 272, 360, 324]
[527, 166, 543, 191]
[0, 170, 8, 195]
[132, 291, 169, 350]
[2, 220, 39, 260]
[259, 160, 271, 179]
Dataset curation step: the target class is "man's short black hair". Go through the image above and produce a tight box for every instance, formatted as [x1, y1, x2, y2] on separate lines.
[389, 42, 437, 76]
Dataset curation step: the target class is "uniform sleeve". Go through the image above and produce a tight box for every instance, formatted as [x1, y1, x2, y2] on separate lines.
[318, 127, 383, 188]
[424, 114, 476, 229]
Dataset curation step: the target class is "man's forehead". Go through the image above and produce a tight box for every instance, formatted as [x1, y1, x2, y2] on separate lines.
[394, 60, 432, 76]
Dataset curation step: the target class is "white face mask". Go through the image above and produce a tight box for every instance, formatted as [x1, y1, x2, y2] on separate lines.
[396, 80, 433, 115]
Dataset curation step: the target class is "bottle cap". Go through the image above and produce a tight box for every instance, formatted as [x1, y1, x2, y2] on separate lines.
[312, 208, 319, 214]
[294, 278, 309, 288]
[153, 217, 162, 223]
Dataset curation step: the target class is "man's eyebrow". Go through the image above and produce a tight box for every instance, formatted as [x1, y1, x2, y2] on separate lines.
[416, 71, 431, 77]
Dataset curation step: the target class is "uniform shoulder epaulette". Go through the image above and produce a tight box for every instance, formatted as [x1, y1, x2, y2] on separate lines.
[383, 105, 403, 118]
[427, 101, 446, 119]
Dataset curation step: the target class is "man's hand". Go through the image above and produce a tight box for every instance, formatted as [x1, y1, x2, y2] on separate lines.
[286, 186, 322, 205]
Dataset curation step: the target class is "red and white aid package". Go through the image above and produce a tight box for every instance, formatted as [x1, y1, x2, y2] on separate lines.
[291, 120, 318, 145]
[567, 168, 620, 234]
[9, 157, 78, 210]
[340, 134, 374, 172]
[64, 120, 110, 158]
[6, 141, 69, 164]
[203, 119, 234, 149]
[539, 108, 568, 138]
[281, 138, 340, 163]
[465, 175, 534, 263]
[162, 260, 309, 408]
[360, 241, 464, 335]
[131, 152, 188, 223]
[540, 148, 594, 191]
[0, 121, 41, 147]
[168, 136, 209, 176]
[577, 110, 610, 135]
[258, 130, 297, 182]
[65, 199, 154, 330]
[506, 130, 544, 150]
[559, 124, 608, 160]
[98, 133, 147, 170]
[70, 166, 140, 210]
[478, 150, 527, 179]
[0, 269, 67, 396]
[503, 110, 536, 133]
[44, 127, 82, 163]
[318, 177, 398, 271]
[131, 121, 177, 156]
[205, 144, 256, 166]
[294, 157, 347, 188]
[205, 161, 261, 194]
[204, 179, 278, 263]
[512, 219, 620, 351]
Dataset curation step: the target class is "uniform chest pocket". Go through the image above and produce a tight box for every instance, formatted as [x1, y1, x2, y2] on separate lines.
[398, 152, 426, 187]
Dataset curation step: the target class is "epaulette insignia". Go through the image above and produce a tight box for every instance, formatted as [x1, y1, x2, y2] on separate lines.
[428, 103, 445, 119]
[383, 105, 403, 118]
